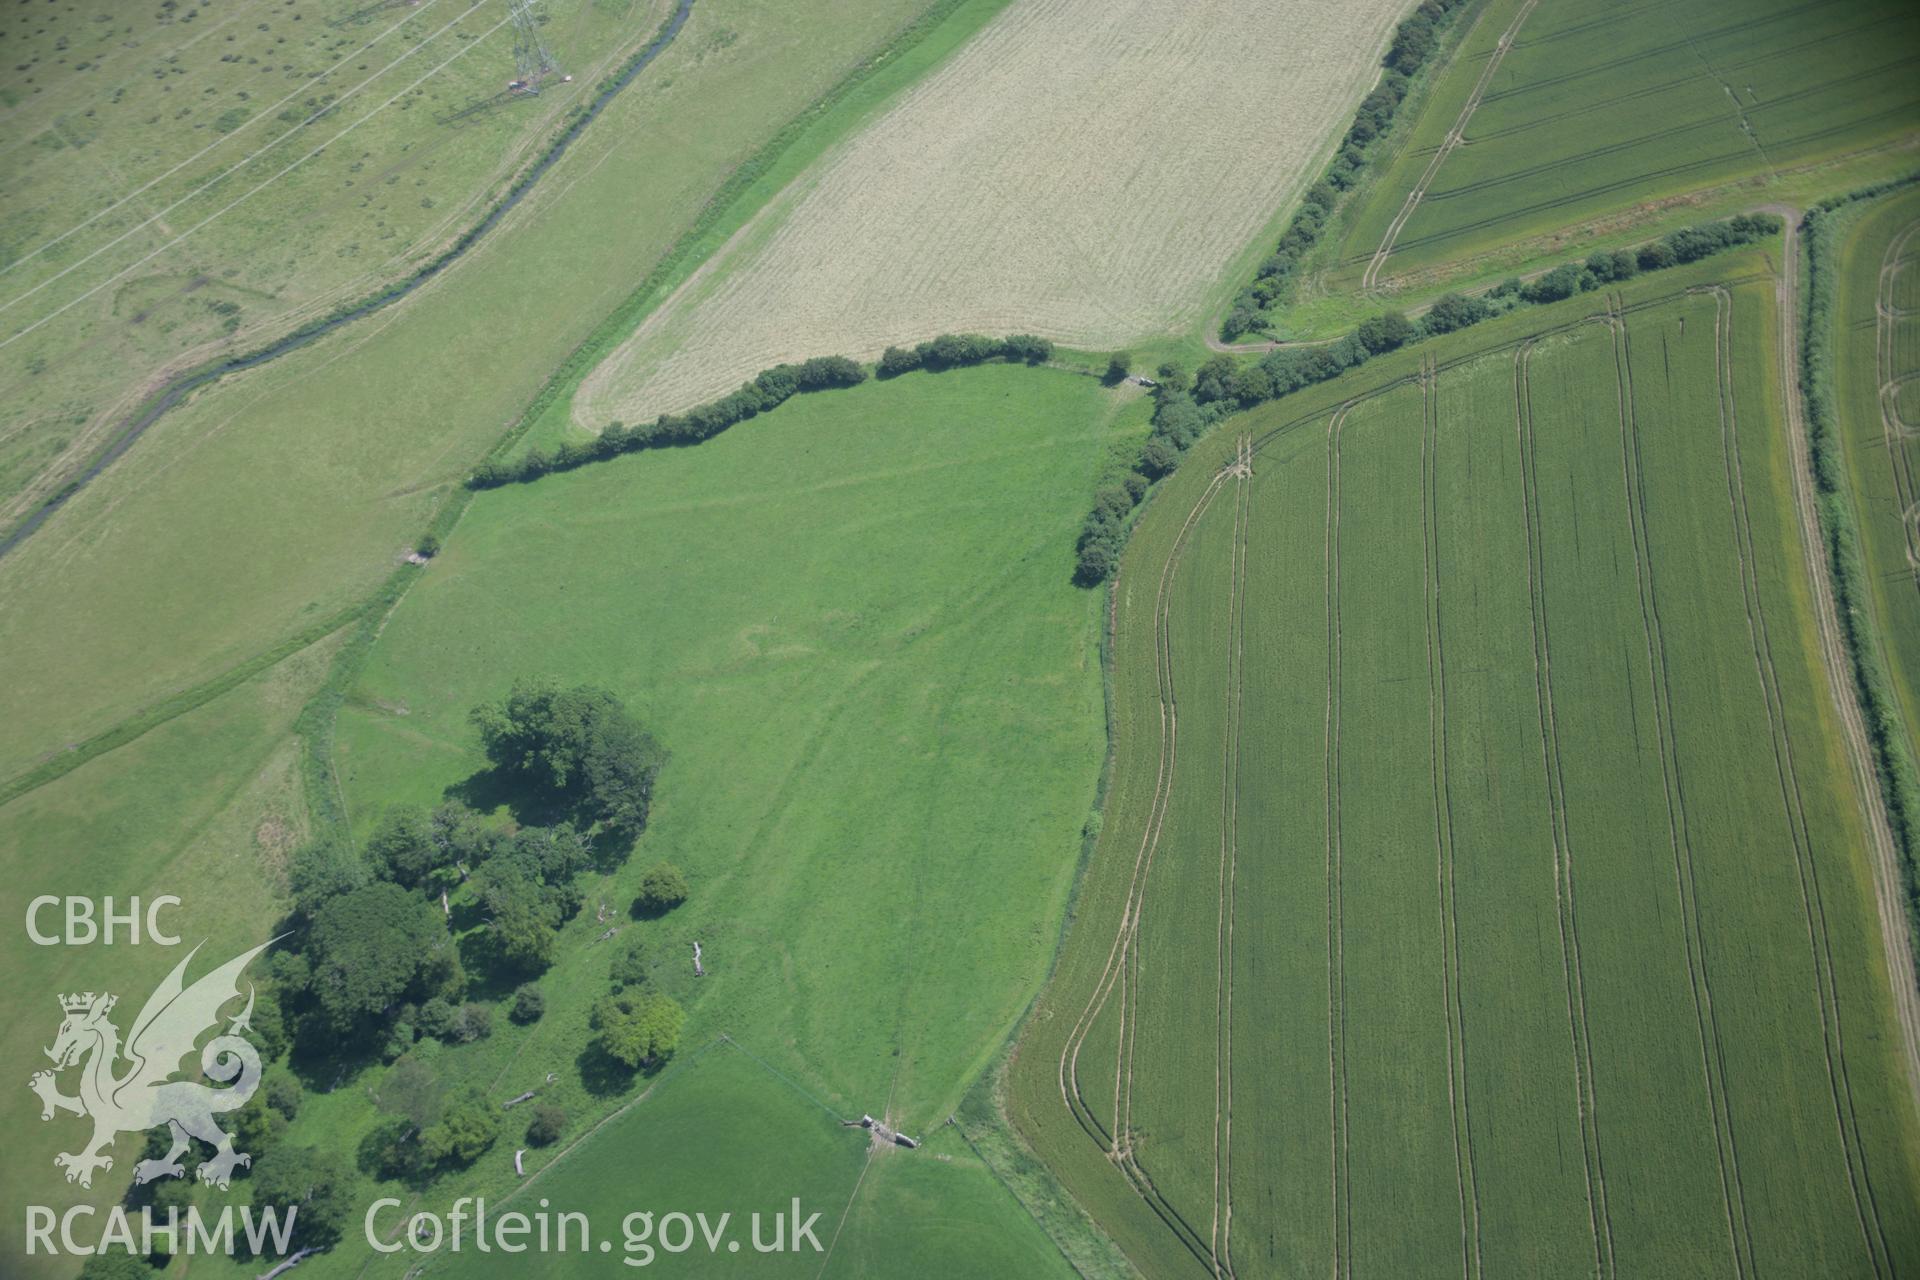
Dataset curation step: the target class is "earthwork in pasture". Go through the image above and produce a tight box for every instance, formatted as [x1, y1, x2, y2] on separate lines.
[575, 0, 1410, 426]
[1012, 265, 1920, 1278]
[0, 0, 671, 519]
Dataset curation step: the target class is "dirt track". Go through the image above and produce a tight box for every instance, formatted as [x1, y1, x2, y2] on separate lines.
[1772, 207, 1920, 1110]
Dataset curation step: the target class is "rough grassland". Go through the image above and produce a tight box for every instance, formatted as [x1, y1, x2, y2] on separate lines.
[574, 0, 1408, 425]
[0, 634, 341, 1269]
[0, 0, 936, 784]
[257, 363, 1113, 1276]
[0, 0, 665, 517]
[1834, 186, 1920, 780]
[1012, 257, 1920, 1278]
[1330, 0, 1920, 290]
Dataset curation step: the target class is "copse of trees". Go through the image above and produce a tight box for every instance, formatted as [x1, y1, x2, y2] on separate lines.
[1078, 213, 1788, 585]
[299, 882, 461, 1034]
[1223, 0, 1470, 338]
[472, 678, 664, 842]
[270, 679, 669, 1063]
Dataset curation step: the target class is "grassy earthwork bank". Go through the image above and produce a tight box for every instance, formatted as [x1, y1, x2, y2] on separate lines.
[1011, 248, 1920, 1278]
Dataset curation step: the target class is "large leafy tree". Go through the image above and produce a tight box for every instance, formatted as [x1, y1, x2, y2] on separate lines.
[306, 883, 454, 1030]
[248, 1146, 353, 1252]
[592, 991, 686, 1069]
[420, 1085, 500, 1167]
[472, 679, 663, 839]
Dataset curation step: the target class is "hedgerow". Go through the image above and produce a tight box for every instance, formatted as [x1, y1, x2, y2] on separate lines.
[1799, 177, 1920, 954]
[1221, 0, 1472, 340]
[1076, 213, 1785, 585]
[470, 336, 1053, 488]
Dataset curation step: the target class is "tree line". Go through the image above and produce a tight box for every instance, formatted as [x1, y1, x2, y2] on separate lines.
[1222, 0, 1472, 340]
[1801, 179, 1920, 947]
[469, 334, 1056, 489]
[1076, 213, 1786, 584]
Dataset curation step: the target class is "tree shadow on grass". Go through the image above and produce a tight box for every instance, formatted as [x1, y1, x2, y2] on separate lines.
[444, 765, 571, 830]
[575, 1041, 640, 1100]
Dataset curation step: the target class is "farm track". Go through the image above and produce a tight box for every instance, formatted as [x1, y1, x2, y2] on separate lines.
[1700, 283, 1893, 1274]
[1609, 293, 1756, 1277]
[1056, 458, 1240, 1275]
[1212, 435, 1251, 1278]
[1515, 339, 1614, 1278]
[1773, 213, 1920, 1111]
[1360, 0, 1540, 290]
[1421, 359, 1481, 1280]
[1322, 403, 1353, 1280]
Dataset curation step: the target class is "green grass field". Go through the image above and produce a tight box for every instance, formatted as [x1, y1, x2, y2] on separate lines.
[1833, 185, 1920, 780]
[1, 635, 339, 1264]
[0, 0, 967, 788]
[109, 360, 1116, 1280]
[1012, 253, 1920, 1278]
[1323, 0, 1920, 295]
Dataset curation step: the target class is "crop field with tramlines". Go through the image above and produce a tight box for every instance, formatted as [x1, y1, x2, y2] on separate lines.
[1334, 0, 1920, 290]
[573, 0, 1408, 426]
[1011, 257, 1920, 1278]
[1834, 186, 1920, 776]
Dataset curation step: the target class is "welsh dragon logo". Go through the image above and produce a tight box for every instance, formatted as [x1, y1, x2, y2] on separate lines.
[29, 939, 275, 1191]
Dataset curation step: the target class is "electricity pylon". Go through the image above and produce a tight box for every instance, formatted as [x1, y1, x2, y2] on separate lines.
[508, 0, 559, 90]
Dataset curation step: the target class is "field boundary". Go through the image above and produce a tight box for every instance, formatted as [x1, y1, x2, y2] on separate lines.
[1793, 190, 1920, 1099]
[1699, 282, 1893, 1274]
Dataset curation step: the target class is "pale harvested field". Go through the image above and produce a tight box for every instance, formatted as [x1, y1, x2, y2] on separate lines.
[578, 0, 1406, 425]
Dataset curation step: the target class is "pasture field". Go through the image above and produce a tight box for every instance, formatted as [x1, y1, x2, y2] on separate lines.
[0, 633, 341, 1264]
[1832, 186, 1920, 789]
[1325, 0, 1920, 293]
[148, 361, 1115, 1278]
[0, 0, 962, 787]
[0, 0, 667, 518]
[574, 0, 1409, 426]
[1012, 254, 1920, 1277]
[0, 3, 1043, 1271]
